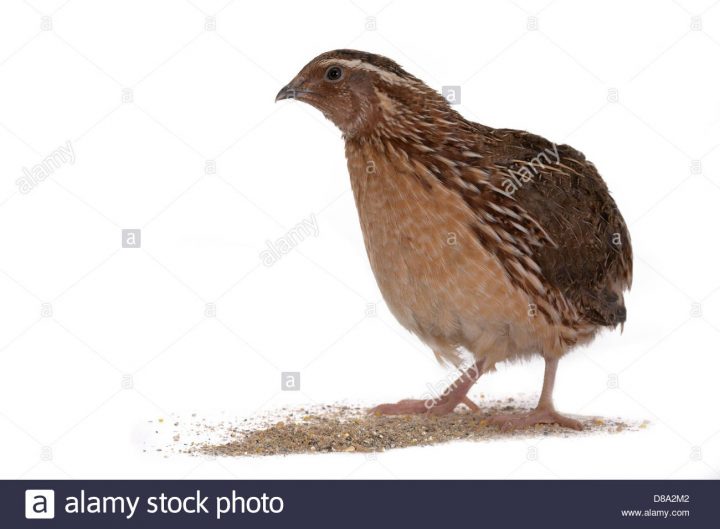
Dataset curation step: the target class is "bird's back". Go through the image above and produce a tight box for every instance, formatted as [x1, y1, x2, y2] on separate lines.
[470, 126, 633, 329]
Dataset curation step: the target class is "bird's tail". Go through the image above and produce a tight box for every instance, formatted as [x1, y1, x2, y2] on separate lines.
[582, 288, 627, 329]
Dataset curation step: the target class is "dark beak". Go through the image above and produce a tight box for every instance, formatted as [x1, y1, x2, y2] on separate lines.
[276, 76, 313, 102]
[275, 84, 297, 102]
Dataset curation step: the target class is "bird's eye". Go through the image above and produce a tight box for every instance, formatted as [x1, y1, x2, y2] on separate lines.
[325, 66, 343, 82]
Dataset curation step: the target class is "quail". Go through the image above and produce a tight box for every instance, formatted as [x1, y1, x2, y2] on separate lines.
[276, 50, 632, 430]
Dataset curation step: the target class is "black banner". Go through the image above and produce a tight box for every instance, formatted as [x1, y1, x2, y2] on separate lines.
[3, 480, 716, 528]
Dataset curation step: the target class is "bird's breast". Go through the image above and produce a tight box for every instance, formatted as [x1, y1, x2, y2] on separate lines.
[344, 142, 540, 356]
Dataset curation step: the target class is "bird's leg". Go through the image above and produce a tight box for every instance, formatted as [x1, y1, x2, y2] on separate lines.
[370, 359, 484, 416]
[488, 357, 584, 431]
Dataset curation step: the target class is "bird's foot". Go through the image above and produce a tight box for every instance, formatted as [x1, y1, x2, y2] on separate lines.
[370, 360, 484, 416]
[487, 406, 584, 431]
[370, 396, 479, 417]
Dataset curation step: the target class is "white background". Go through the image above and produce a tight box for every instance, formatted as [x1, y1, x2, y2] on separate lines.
[1, 0, 719, 479]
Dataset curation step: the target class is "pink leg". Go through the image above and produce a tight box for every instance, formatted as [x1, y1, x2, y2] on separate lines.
[370, 360, 484, 416]
[488, 357, 583, 431]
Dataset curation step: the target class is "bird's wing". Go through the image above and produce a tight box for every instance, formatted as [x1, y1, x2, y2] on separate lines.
[461, 128, 633, 327]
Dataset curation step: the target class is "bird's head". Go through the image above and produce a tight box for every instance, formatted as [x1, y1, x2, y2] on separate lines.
[276, 49, 450, 139]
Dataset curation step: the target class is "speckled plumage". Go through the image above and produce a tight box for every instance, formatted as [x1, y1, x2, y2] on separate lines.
[277, 50, 633, 425]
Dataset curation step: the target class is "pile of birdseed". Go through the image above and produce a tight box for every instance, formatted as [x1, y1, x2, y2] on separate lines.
[176, 399, 641, 457]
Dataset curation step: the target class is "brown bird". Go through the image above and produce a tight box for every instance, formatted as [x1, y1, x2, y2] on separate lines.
[276, 50, 632, 430]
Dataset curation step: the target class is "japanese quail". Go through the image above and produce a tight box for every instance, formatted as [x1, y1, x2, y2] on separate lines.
[276, 50, 632, 430]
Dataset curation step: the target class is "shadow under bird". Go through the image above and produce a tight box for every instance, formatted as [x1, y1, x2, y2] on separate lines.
[276, 50, 632, 430]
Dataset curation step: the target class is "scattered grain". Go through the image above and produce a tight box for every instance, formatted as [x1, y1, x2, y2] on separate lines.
[183, 400, 638, 457]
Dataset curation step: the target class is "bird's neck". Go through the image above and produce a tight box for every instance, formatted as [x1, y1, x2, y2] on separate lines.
[344, 113, 487, 173]
[344, 83, 484, 154]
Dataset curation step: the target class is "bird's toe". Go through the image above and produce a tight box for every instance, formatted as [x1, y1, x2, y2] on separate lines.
[487, 408, 584, 431]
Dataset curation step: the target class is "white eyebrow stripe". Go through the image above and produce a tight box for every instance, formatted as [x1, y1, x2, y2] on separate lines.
[317, 58, 413, 86]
